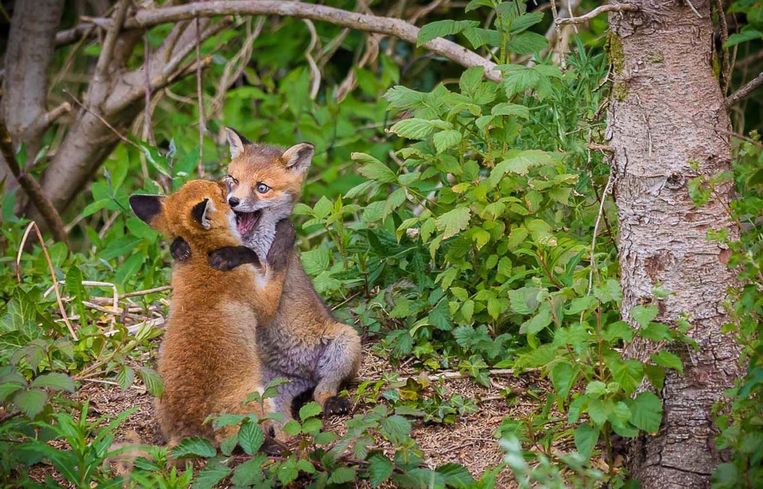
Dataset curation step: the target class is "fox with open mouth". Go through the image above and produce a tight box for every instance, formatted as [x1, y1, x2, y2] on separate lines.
[173, 129, 362, 439]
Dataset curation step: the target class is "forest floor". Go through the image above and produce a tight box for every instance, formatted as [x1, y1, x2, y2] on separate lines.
[61, 343, 554, 487]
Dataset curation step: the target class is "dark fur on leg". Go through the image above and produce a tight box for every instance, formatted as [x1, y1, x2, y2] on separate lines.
[266, 219, 296, 272]
[170, 237, 191, 261]
[208, 246, 261, 271]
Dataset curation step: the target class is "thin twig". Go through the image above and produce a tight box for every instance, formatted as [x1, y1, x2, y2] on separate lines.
[685, 0, 703, 18]
[726, 71, 763, 107]
[0, 121, 68, 243]
[16, 222, 78, 340]
[63, 90, 140, 149]
[302, 19, 321, 100]
[714, 0, 730, 94]
[195, 17, 206, 177]
[121, 285, 172, 298]
[587, 171, 615, 296]
[556, 3, 639, 25]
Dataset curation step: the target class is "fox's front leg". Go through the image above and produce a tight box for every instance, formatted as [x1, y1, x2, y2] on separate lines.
[313, 322, 362, 416]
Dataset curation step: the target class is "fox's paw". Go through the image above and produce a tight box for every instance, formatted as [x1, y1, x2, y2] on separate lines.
[170, 237, 191, 261]
[208, 246, 261, 271]
[323, 396, 351, 416]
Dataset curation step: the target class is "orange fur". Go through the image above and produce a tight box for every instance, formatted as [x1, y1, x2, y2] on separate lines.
[130, 180, 282, 445]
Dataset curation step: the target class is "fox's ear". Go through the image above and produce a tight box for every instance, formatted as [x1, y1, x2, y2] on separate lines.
[130, 195, 167, 231]
[225, 127, 251, 160]
[280, 143, 314, 173]
[191, 198, 213, 229]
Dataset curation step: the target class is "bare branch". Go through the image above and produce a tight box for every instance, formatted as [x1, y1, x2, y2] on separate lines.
[726, 71, 763, 107]
[69, 1, 501, 80]
[195, 18, 206, 177]
[87, 0, 130, 108]
[0, 121, 68, 243]
[556, 3, 639, 26]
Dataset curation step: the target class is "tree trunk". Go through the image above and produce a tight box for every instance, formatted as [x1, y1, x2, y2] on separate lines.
[607, 1, 742, 487]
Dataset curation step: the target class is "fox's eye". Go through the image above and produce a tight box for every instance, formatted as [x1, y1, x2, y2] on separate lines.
[256, 182, 270, 194]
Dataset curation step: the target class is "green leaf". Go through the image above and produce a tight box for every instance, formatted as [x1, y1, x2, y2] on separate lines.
[172, 437, 216, 459]
[384, 85, 427, 110]
[489, 150, 555, 185]
[603, 321, 634, 342]
[550, 362, 577, 400]
[508, 287, 542, 315]
[380, 415, 411, 444]
[191, 461, 231, 489]
[368, 454, 394, 487]
[231, 456, 266, 486]
[459, 66, 484, 94]
[506, 31, 547, 55]
[652, 351, 684, 373]
[284, 420, 302, 437]
[608, 359, 644, 394]
[574, 423, 598, 459]
[31, 373, 75, 393]
[329, 466, 357, 484]
[628, 392, 663, 433]
[435, 207, 471, 239]
[13, 389, 47, 418]
[725, 29, 762, 48]
[587, 398, 611, 426]
[519, 302, 552, 334]
[353, 153, 397, 183]
[433, 130, 462, 153]
[437, 463, 475, 488]
[139, 367, 164, 397]
[299, 401, 323, 420]
[510, 11, 545, 33]
[116, 366, 135, 391]
[417, 20, 479, 46]
[491, 103, 530, 119]
[631, 305, 658, 327]
[640, 322, 673, 341]
[0, 382, 24, 402]
[238, 419, 265, 455]
[389, 118, 446, 140]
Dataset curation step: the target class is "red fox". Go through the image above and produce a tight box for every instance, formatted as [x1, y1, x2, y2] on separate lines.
[172, 131, 362, 432]
[129, 179, 295, 446]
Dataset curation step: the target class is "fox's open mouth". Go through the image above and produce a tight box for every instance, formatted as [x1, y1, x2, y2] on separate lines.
[235, 210, 261, 237]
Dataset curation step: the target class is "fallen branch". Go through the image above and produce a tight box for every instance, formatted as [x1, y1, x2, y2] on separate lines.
[556, 3, 639, 26]
[0, 121, 68, 243]
[726, 71, 763, 107]
[63, 1, 501, 81]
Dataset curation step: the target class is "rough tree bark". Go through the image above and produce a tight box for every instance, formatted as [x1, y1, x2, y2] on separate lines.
[607, 1, 742, 487]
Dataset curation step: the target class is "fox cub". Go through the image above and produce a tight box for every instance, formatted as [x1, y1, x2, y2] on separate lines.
[172, 131, 362, 428]
[130, 179, 295, 445]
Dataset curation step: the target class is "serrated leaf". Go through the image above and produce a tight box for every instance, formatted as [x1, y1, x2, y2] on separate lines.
[116, 366, 135, 391]
[368, 454, 394, 487]
[13, 389, 47, 418]
[139, 367, 164, 397]
[283, 419, 301, 436]
[389, 118, 442, 140]
[435, 207, 471, 239]
[31, 373, 74, 393]
[353, 153, 397, 183]
[506, 31, 548, 55]
[417, 20, 479, 46]
[652, 351, 683, 373]
[172, 437, 216, 459]
[629, 392, 663, 433]
[299, 401, 322, 420]
[329, 466, 357, 484]
[491, 103, 530, 118]
[436, 463, 475, 488]
[574, 423, 598, 459]
[231, 456, 266, 486]
[551, 362, 577, 400]
[238, 419, 265, 455]
[433, 130, 462, 153]
[631, 305, 659, 328]
[191, 461, 231, 489]
[384, 85, 426, 110]
[380, 415, 411, 444]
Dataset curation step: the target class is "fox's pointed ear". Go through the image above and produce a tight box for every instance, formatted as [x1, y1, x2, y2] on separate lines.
[130, 195, 166, 231]
[191, 198, 213, 229]
[225, 127, 250, 160]
[280, 143, 314, 173]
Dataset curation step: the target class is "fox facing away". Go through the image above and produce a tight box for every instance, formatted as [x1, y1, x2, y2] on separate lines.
[130, 179, 295, 446]
[172, 131, 362, 433]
